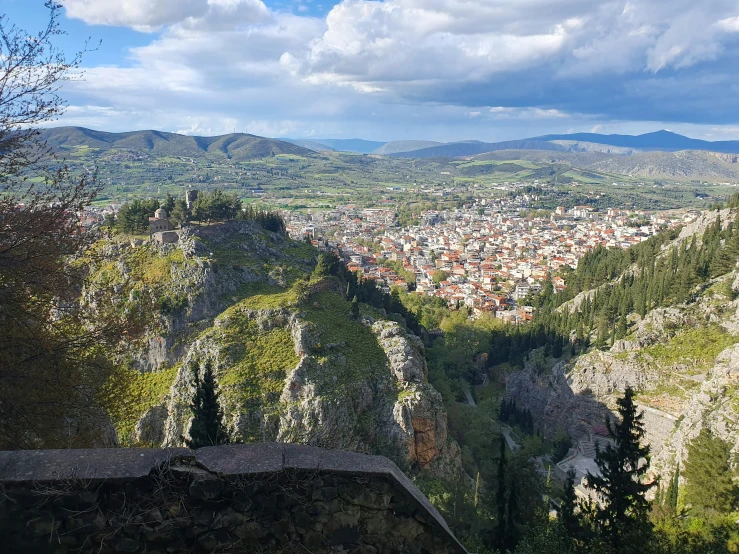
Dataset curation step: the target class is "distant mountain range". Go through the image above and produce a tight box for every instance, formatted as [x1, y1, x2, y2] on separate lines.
[472, 149, 739, 181]
[280, 130, 739, 159]
[534, 130, 739, 154]
[279, 138, 385, 154]
[40, 127, 315, 160]
[37, 126, 739, 180]
[386, 131, 739, 158]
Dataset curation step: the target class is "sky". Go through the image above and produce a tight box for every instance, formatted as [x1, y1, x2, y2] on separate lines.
[3, 0, 739, 142]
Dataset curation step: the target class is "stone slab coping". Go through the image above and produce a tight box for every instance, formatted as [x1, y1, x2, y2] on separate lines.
[0, 447, 192, 483]
[0, 444, 468, 553]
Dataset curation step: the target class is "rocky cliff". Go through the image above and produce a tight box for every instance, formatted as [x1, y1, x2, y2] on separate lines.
[86, 222, 461, 478]
[507, 214, 739, 479]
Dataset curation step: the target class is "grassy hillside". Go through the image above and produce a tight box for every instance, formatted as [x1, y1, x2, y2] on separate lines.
[40, 127, 315, 160]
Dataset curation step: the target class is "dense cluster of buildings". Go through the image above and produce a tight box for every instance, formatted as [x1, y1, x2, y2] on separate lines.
[286, 198, 683, 321]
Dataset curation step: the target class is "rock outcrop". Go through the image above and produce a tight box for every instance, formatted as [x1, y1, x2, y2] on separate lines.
[507, 296, 739, 479]
[91, 222, 462, 479]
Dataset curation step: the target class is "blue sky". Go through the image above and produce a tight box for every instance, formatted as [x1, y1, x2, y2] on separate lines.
[4, 0, 739, 141]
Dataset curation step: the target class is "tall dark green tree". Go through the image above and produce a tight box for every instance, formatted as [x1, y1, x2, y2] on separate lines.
[495, 434, 508, 550]
[506, 474, 521, 551]
[586, 387, 654, 553]
[559, 468, 581, 543]
[170, 198, 190, 228]
[666, 464, 680, 515]
[185, 361, 229, 449]
[683, 428, 737, 513]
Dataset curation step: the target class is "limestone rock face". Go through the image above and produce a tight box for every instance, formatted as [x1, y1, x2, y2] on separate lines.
[92, 221, 461, 477]
[372, 321, 427, 383]
[506, 360, 613, 442]
[713, 344, 739, 379]
[568, 351, 660, 398]
[507, 315, 739, 480]
[145, 304, 460, 478]
[135, 404, 167, 446]
[394, 386, 449, 467]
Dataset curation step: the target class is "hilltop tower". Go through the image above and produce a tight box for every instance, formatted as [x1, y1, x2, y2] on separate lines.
[186, 189, 199, 210]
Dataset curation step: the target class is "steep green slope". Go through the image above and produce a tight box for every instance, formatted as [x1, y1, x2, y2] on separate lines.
[86, 222, 461, 477]
[501, 207, 739, 478]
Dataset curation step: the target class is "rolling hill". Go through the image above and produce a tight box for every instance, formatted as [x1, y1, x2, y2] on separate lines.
[389, 139, 566, 158]
[472, 149, 739, 180]
[388, 130, 739, 160]
[534, 130, 739, 154]
[373, 140, 443, 155]
[40, 127, 315, 160]
[279, 138, 386, 153]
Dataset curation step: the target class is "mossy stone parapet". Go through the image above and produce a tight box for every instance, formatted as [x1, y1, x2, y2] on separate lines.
[0, 444, 467, 554]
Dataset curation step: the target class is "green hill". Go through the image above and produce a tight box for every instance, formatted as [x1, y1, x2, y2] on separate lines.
[40, 127, 315, 160]
[373, 140, 443, 155]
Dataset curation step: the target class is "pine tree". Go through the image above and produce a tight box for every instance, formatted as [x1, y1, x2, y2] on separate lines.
[586, 387, 654, 552]
[683, 428, 737, 513]
[185, 361, 230, 449]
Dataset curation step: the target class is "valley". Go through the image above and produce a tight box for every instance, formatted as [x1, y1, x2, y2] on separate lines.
[8, 126, 739, 553]
[5, 3, 739, 552]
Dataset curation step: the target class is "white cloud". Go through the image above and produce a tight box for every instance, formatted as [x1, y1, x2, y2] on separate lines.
[62, 0, 205, 30]
[283, 0, 739, 87]
[58, 0, 739, 138]
[486, 107, 573, 120]
[718, 16, 739, 32]
[62, 0, 269, 31]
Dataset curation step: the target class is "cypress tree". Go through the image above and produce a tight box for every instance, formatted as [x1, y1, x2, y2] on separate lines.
[495, 434, 508, 550]
[666, 464, 679, 514]
[559, 468, 581, 543]
[506, 473, 521, 551]
[586, 387, 654, 553]
[552, 335, 563, 358]
[350, 295, 360, 319]
[185, 360, 230, 449]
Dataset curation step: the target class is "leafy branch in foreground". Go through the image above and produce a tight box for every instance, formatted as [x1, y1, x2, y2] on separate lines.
[0, 3, 122, 449]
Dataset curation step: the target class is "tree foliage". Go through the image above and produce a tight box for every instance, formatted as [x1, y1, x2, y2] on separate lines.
[683, 428, 737, 514]
[115, 198, 160, 233]
[0, 3, 124, 449]
[191, 189, 241, 222]
[586, 387, 655, 553]
[184, 361, 229, 449]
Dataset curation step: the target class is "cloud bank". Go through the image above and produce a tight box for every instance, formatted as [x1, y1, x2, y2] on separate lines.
[58, 0, 739, 139]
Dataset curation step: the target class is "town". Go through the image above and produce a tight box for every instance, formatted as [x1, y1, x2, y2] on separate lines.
[285, 195, 687, 323]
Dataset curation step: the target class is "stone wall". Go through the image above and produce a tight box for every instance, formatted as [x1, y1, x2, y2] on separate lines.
[0, 444, 467, 554]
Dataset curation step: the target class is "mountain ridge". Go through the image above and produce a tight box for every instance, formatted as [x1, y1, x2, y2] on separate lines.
[389, 130, 739, 158]
[471, 148, 739, 180]
[40, 126, 316, 160]
[534, 130, 739, 154]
